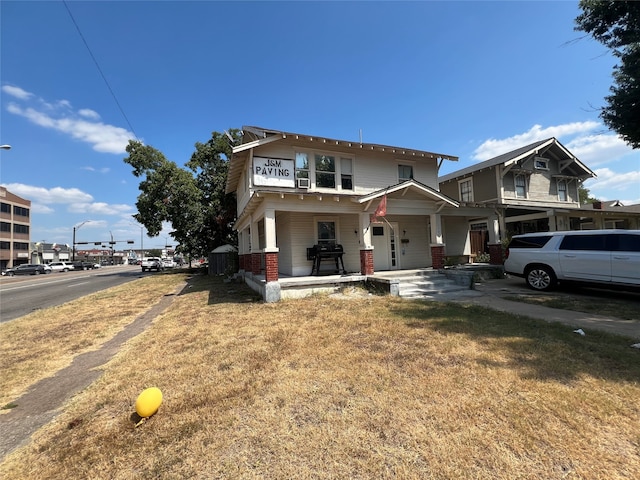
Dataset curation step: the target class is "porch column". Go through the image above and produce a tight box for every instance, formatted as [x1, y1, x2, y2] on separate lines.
[429, 213, 446, 269]
[488, 215, 500, 244]
[359, 213, 374, 275]
[250, 218, 261, 275]
[263, 209, 279, 282]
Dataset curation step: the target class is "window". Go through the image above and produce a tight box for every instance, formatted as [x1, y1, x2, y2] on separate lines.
[315, 154, 336, 188]
[340, 158, 353, 190]
[613, 234, 640, 252]
[1, 203, 11, 214]
[317, 221, 336, 244]
[0, 241, 9, 250]
[559, 234, 607, 251]
[372, 226, 384, 236]
[13, 242, 29, 250]
[515, 175, 527, 198]
[13, 206, 29, 217]
[0, 222, 10, 232]
[295, 152, 309, 181]
[534, 158, 549, 170]
[13, 224, 29, 234]
[398, 164, 413, 181]
[459, 179, 473, 202]
[557, 180, 567, 201]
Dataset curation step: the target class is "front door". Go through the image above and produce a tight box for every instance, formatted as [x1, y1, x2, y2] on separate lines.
[371, 222, 399, 271]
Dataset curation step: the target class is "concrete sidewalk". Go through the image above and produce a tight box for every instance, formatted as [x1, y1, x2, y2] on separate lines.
[437, 277, 640, 341]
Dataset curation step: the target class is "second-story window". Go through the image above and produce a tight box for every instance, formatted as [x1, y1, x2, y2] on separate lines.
[459, 179, 473, 202]
[13, 206, 29, 217]
[557, 180, 568, 201]
[515, 174, 527, 198]
[1, 203, 10, 214]
[398, 164, 413, 181]
[341, 158, 353, 190]
[315, 154, 336, 188]
[296, 152, 309, 182]
[13, 224, 29, 234]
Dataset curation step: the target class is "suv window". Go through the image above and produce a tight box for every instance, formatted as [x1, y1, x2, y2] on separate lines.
[508, 236, 552, 249]
[559, 234, 608, 251]
[611, 234, 640, 252]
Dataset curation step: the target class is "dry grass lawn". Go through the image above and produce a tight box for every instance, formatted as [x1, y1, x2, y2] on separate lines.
[1, 274, 639, 479]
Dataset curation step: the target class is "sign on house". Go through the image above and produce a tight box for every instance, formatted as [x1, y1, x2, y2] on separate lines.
[253, 157, 295, 187]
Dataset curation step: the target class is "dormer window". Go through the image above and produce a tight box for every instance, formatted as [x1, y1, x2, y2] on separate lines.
[534, 157, 549, 170]
[398, 164, 413, 181]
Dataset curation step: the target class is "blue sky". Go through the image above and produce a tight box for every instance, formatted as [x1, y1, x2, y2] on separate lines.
[1, 1, 639, 250]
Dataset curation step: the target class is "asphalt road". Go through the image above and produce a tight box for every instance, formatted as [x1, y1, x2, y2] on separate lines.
[0, 265, 149, 323]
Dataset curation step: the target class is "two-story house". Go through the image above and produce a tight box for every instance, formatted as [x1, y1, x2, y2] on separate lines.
[225, 126, 499, 301]
[439, 138, 600, 245]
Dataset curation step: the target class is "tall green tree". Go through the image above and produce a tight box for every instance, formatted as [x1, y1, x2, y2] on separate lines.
[123, 129, 240, 259]
[579, 185, 600, 204]
[575, 1, 640, 148]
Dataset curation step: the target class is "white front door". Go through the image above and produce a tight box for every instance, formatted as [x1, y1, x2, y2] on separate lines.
[371, 222, 399, 271]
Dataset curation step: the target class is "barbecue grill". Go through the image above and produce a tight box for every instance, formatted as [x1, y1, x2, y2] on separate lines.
[307, 244, 346, 275]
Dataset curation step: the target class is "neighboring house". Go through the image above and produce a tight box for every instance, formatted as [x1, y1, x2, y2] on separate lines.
[438, 138, 640, 251]
[225, 126, 501, 300]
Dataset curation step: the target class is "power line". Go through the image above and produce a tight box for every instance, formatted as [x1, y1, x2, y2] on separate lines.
[62, 0, 139, 141]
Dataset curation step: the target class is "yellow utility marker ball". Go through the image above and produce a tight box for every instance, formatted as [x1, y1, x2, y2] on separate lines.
[135, 387, 163, 418]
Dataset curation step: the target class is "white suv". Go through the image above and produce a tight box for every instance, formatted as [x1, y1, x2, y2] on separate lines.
[504, 230, 640, 291]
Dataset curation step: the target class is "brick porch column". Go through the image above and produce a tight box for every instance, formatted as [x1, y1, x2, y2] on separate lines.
[360, 248, 374, 275]
[264, 250, 279, 282]
[430, 244, 446, 270]
[251, 252, 262, 275]
[488, 243, 504, 265]
[238, 254, 246, 271]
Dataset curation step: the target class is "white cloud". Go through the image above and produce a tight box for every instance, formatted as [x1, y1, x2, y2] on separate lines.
[1, 183, 134, 216]
[69, 202, 134, 215]
[2, 84, 33, 100]
[78, 108, 100, 120]
[82, 166, 111, 174]
[2, 183, 94, 204]
[473, 122, 601, 161]
[584, 168, 640, 193]
[3, 85, 135, 154]
[564, 134, 634, 167]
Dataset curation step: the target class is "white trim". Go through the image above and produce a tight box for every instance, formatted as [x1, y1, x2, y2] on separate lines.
[458, 177, 474, 202]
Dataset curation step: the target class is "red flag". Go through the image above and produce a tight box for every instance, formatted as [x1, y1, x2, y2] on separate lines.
[372, 195, 387, 223]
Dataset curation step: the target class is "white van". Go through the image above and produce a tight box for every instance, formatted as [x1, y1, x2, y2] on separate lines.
[504, 230, 640, 291]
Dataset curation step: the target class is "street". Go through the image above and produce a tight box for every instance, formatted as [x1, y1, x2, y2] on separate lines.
[0, 265, 148, 323]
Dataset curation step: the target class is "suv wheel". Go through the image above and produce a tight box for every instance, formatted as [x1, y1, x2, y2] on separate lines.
[525, 265, 557, 291]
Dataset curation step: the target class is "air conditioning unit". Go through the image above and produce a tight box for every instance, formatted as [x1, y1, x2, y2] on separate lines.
[297, 178, 310, 189]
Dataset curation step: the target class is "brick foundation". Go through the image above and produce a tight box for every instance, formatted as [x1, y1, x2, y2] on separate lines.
[488, 243, 504, 265]
[251, 253, 262, 275]
[360, 249, 374, 275]
[431, 244, 446, 269]
[264, 252, 279, 282]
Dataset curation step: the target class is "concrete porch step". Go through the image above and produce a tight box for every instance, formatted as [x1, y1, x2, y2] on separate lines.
[396, 275, 470, 298]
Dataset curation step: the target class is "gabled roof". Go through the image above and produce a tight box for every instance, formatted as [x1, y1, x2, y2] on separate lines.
[357, 179, 459, 209]
[226, 126, 459, 194]
[439, 137, 595, 183]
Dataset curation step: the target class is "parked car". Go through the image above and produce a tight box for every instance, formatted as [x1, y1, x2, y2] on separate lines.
[48, 262, 75, 272]
[2, 264, 48, 276]
[504, 230, 640, 291]
[72, 261, 98, 270]
[42, 264, 52, 274]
